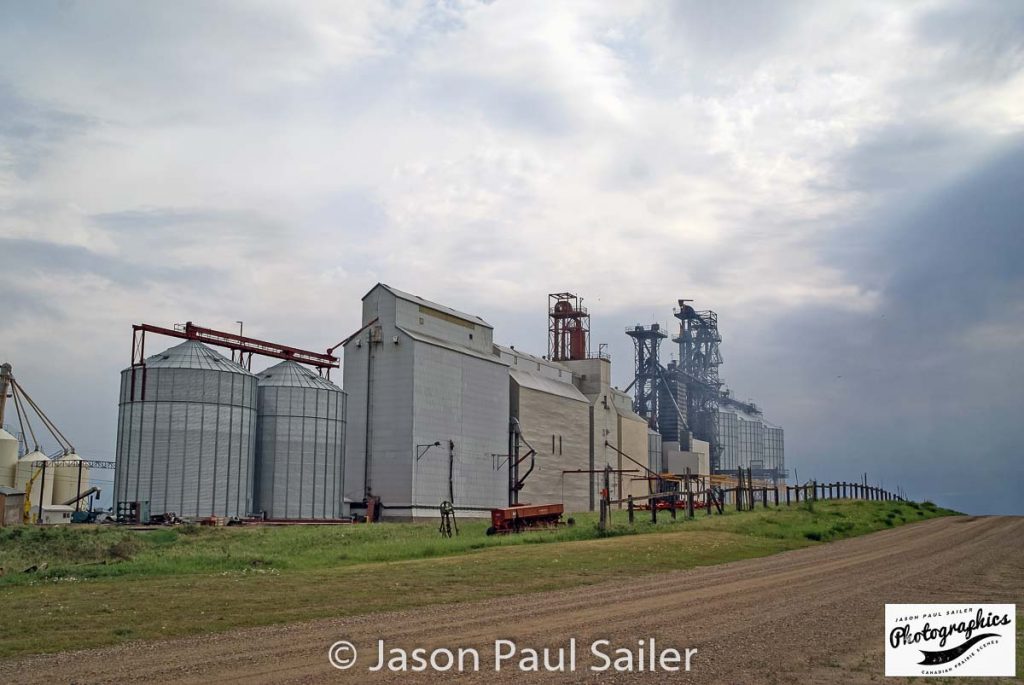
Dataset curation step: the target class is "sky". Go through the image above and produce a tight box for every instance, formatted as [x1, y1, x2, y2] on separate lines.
[1, 0, 1021, 515]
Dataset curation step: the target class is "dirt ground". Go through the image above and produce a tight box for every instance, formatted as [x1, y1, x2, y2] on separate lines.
[2, 515, 1021, 684]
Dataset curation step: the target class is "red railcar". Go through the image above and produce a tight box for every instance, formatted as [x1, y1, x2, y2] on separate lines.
[487, 503, 567, 535]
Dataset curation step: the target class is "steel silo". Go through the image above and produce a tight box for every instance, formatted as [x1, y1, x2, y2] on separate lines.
[255, 361, 346, 519]
[114, 340, 257, 519]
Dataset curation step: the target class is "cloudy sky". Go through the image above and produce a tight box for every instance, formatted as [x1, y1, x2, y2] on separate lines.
[1, 1, 1021, 514]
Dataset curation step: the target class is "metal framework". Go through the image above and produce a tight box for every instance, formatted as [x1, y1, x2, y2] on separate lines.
[507, 418, 537, 506]
[673, 300, 725, 471]
[0, 363, 75, 454]
[46, 458, 116, 469]
[625, 324, 667, 428]
[129, 322, 340, 400]
[547, 292, 590, 361]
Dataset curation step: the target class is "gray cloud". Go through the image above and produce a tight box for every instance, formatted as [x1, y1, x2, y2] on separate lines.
[730, 143, 1024, 514]
[0, 85, 97, 179]
[915, 0, 1024, 84]
[0, 236, 218, 286]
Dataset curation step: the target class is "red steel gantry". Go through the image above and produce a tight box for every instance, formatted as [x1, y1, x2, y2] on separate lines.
[548, 292, 590, 361]
[129, 321, 339, 400]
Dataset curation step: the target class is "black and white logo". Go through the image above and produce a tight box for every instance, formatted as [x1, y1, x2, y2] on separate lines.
[885, 604, 1016, 677]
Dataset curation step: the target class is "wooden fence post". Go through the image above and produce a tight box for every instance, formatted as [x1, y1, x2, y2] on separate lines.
[627, 495, 634, 524]
[752, 473, 757, 510]
[685, 468, 694, 519]
[736, 468, 744, 512]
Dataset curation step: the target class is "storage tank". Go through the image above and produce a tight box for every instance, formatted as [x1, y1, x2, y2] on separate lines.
[114, 340, 257, 519]
[0, 428, 18, 488]
[255, 361, 346, 519]
[14, 450, 54, 513]
[648, 429, 663, 473]
[52, 452, 90, 507]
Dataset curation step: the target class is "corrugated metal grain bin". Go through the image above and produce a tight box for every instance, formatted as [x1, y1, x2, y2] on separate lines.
[648, 429, 663, 473]
[114, 340, 257, 519]
[255, 361, 346, 519]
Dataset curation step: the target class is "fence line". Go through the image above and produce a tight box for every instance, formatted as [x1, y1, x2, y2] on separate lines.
[605, 467, 906, 531]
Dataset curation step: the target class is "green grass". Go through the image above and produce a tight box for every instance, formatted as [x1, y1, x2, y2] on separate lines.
[0, 499, 956, 659]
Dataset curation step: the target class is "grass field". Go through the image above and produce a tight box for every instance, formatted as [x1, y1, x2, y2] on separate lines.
[0, 499, 955, 659]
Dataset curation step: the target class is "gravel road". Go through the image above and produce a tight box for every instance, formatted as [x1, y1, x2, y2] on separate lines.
[3, 515, 1021, 684]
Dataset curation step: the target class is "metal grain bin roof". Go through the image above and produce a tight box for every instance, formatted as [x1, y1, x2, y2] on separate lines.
[143, 340, 251, 373]
[256, 360, 340, 391]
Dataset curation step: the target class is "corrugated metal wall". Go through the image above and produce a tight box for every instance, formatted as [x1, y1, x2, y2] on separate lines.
[345, 285, 509, 519]
[716, 409, 783, 474]
[255, 361, 346, 519]
[114, 341, 257, 518]
[411, 341, 509, 515]
[513, 383, 591, 513]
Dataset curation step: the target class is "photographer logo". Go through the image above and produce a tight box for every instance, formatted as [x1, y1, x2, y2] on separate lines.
[885, 604, 1015, 677]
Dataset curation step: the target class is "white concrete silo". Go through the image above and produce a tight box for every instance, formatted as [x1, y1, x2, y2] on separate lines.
[14, 450, 54, 514]
[52, 452, 90, 507]
[0, 428, 18, 489]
